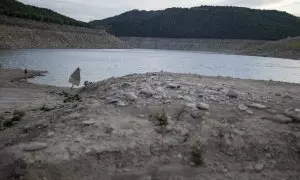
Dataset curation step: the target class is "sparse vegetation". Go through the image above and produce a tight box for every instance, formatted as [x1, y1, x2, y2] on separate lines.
[40, 105, 56, 112]
[11, 110, 25, 122]
[155, 109, 168, 127]
[191, 141, 204, 166]
[63, 94, 81, 103]
[174, 105, 185, 121]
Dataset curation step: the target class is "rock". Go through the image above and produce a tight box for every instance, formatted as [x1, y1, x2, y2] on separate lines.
[116, 101, 127, 107]
[238, 104, 248, 111]
[283, 94, 293, 99]
[23, 142, 47, 151]
[266, 109, 277, 114]
[23, 120, 48, 132]
[121, 82, 132, 88]
[138, 114, 145, 118]
[191, 111, 205, 119]
[125, 92, 138, 101]
[244, 165, 254, 172]
[107, 98, 120, 104]
[262, 114, 293, 124]
[140, 88, 155, 97]
[197, 102, 210, 110]
[275, 92, 281, 96]
[284, 108, 300, 122]
[47, 131, 55, 137]
[183, 96, 193, 102]
[248, 103, 267, 110]
[82, 120, 96, 126]
[185, 103, 196, 108]
[166, 83, 180, 89]
[254, 164, 264, 172]
[246, 110, 254, 115]
[227, 89, 238, 98]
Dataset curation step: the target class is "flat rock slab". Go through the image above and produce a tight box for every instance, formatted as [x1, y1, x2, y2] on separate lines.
[263, 114, 293, 124]
[238, 104, 248, 111]
[23, 142, 47, 151]
[248, 103, 267, 110]
[197, 102, 210, 110]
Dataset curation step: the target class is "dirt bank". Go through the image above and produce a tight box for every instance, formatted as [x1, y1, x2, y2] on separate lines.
[0, 70, 300, 179]
[0, 16, 129, 49]
[121, 36, 300, 60]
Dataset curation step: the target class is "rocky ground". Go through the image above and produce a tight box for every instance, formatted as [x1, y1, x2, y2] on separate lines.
[0, 16, 128, 49]
[0, 71, 300, 180]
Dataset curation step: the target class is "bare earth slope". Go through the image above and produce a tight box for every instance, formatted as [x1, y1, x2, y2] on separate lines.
[0, 70, 300, 179]
[0, 16, 128, 49]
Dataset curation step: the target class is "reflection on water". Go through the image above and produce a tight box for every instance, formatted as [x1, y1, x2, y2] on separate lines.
[1, 49, 300, 86]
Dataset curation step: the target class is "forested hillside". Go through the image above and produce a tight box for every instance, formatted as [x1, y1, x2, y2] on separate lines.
[90, 6, 300, 40]
[0, 0, 89, 27]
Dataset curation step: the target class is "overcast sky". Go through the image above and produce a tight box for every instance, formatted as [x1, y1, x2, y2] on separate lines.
[19, 0, 300, 22]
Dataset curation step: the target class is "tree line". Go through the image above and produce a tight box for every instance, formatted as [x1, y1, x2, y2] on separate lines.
[0, 0, 90, 27]
[90, 6, 300, 40]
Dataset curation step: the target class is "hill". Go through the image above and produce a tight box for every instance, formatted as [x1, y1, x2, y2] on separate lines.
[0, 0, 88, 27]
[90, 6, 300, 40]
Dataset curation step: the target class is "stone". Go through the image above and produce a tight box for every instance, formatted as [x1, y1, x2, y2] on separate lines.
[138, 114, 145, 118]
[140, 88, 155, 97]
[23, 142, 47, 151]
[244, 165, 254, 172]
[238, 104, 248, 111]
[275, 93, 281, 96]
[47, 131, 55, 137]
[227, 89, 238, 98]
[185, 103, 196, 108]
[125, 92, 138, 101]
[284, 108, 300, 122]
[82, 120, 96, 126]
[121, 82, 132, 88]
[116, 101, 127, 107]
[166, 83, 180, 89]
[246, 110, 254, 115]
[248, 103, 267, 110]
[254, 164, 264, 172]
[107, 98, 120, 104]
[23, 120, 48, 132]
[191, 111, 205, 119]
[266, 109, 277, 114]
[262, 114, 293, 124]
[197, 102, 210, 110]
[183, 96, 193, 102]
[283, 94, 293, 99]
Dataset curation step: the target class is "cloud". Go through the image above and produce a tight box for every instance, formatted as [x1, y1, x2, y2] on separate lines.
[19, 0, 300, 22]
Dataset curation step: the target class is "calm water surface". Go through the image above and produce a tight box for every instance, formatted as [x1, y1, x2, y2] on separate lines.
[1, 49, 300, 87]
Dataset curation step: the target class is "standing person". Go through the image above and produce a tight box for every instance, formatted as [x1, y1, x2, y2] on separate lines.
[24, 68, 28, 81]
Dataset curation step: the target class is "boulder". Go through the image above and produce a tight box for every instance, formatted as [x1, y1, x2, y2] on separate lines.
[248, 103, 267, 110]
[120, 82, 132, 88]
[227, 89, 238, 98]
[166, 83, 180, 89]
[125, 92, 138, 101]
[197, 103, 210, 110]
[191, 111, 206, 119]
[140, 88, 156, 97]
[238, 104, 248, 111]
[183, 96, 193, 102]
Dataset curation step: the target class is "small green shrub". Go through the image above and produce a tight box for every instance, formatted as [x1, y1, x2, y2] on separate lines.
[63, 94, 81, 103]
[191, 142, 204, 166]
[155, 109, 168, 127]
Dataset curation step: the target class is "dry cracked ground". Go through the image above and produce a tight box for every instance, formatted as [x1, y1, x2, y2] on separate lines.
[0, 72, 300, 180]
